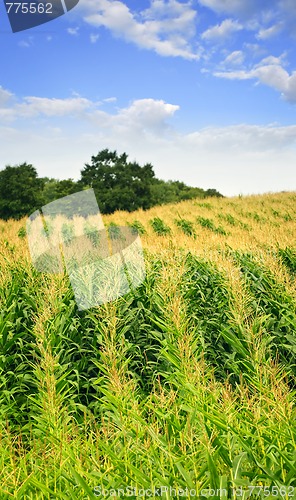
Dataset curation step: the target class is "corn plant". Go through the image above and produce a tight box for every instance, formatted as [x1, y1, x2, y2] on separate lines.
[108, 222, 122, 240]
[0, 191, 296, 497]
[149, 217, 171, 235]
[84, 221, 100, 247]
[278, 246, 296, 276]
[197, 216, 227, 235]
[127, 219, 146, 235]
[17, 226, 26, 238]
[174, 217, 196, 238]
[61, 222, 75, 246]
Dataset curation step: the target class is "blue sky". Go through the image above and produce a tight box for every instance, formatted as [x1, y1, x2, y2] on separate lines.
[0, 0, 295, 196]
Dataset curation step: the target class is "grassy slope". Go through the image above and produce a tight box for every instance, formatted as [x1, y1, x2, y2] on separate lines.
[0, 192, 295, 499]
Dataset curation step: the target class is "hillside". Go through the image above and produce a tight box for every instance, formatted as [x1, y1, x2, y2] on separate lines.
[0, 191, 295, 498]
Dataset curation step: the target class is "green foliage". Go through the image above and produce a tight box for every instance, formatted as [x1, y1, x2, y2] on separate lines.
[232, 251, 296, 384]
[80, 149, 155, 214]
[41, 217, 53, 237]
[17, 226, 26, 238]
[84, 221, 100, 247]
[278, 247, 296, 276]
[215, 225, 227, 235]
[61, 222, 75, 246]
[150, 179, 209, 205]
[242, 211, 266, 223]
[150, 217, 171, 235]
[197, 202, 212, 209]
[197, 216, 227, 235]
[0, 163, 44, 220]
[108, 222, 122, 240]
[182, 254, 253, 384]
[41, 177, 81, 205]
[271, 208, 293, 221]
[0, 150, 224, 220]
[0, 238, 296, 495]
[197, 216, 216, 230]
[220, 213, 236, 226]
[127, 220, 146, 235]
[205, 188, 224, 198]
[0, 266, 40, 427]
[219, 213, 249, 230]
[174, 217, 196, 237]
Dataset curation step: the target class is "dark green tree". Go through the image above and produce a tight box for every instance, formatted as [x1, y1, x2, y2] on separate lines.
[205, 188, 224, 198]
[0, 163, 44, 220]
[150, 179, 207, 205]
[79, 149, 155, 213]
[41, 178, 80, 205]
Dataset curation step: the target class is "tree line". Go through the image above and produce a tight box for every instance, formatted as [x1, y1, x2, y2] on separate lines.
[0, 149, 223, 220]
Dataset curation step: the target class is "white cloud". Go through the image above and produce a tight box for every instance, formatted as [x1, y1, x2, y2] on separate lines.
[185, 124, 296, 150]
[103, 97, 117, 103]
[0, 91, 94, 121]
[254, 65, 296, 102]
[21, 96, 92, 116]
[1, 120, 295, 197]
[214, 56, 296, 103]
[115, 98, 179, 129]
[256, 23, 283, 39]
[243, 43, 267, 58]
[0, 86, 13, 106]
[255, 55, 286, 66]
[223, 50, 245, 66]
[0, 86, 295, 196]
[80, 0, 200, 59]
[67, 27, 79, 35]
[90, 33, 100, 43]
[198, 0, 247, 14]
[201, 19, 243, 41]
[0, 88, 179, 137]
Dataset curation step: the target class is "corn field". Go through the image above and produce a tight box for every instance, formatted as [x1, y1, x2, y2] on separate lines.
[0, 191, 296, 499]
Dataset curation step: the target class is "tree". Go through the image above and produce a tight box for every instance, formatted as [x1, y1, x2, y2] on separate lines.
[0, 163, 44, 220]
[150, 179, 211, 205]
[41, 177, 80, 205]
[80, 149, 155, 213]
[205, 188, 224, 198]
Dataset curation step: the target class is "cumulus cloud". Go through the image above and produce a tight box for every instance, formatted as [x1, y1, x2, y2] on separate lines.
[201, 19, 243, 41]
[0, 91, 95, 121]
[0, 86, 13, 106]
[1, 120, 295, 197]
[214, 56, 296, 102]
[113, 98, 179, 132]
[0, 88, 179, 138]
[256, 54, 286, 66]
[80, 0, 200, 59]
[0, 87, 295, 195]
